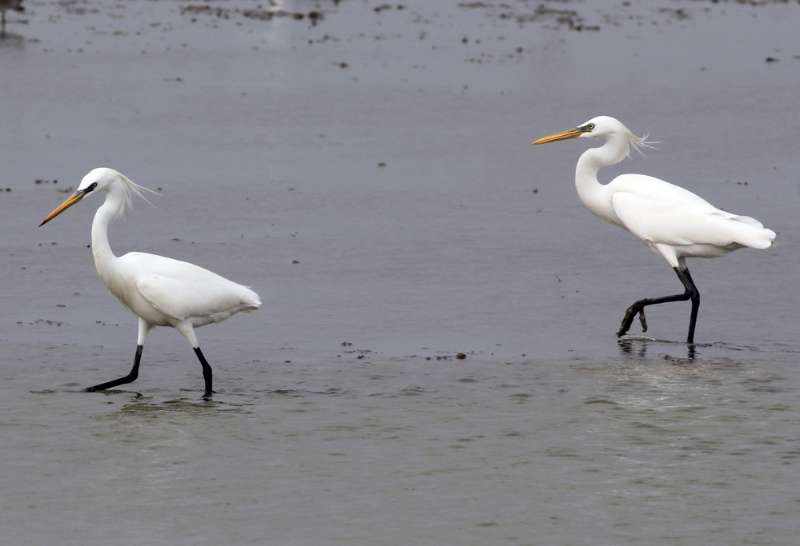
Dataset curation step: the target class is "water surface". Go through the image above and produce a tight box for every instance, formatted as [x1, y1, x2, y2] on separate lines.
[1, 1, 799, 544]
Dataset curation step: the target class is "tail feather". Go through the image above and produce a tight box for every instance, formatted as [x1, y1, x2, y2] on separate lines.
[732, 224, 776, 250]
[729, 215, 764, 229]
[239, 286, 262, 310]
[711, 210, 775, 249]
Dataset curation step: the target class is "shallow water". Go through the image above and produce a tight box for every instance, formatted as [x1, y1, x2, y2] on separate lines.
[1, 1, 799, 545]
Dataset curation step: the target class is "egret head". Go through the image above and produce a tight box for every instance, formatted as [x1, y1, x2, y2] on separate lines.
[39, 168, 154, 227]
[76, 167, 122, 194]
[532, 115, 654, 155]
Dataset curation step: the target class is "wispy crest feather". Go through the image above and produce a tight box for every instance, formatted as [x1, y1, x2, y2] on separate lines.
[116, 172, 158, 215]
[627, 130, 658, 157]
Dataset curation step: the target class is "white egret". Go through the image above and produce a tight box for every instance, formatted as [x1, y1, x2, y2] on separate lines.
[39, 168, 261, 398]
[533, 116, 775, 344]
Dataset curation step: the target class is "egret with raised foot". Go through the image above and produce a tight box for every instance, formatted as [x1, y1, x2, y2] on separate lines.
[533, 116, 775, 344]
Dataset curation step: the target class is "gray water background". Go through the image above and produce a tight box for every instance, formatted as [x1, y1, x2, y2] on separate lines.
[1, 1, 799, 544]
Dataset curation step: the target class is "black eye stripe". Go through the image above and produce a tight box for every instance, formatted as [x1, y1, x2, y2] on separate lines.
[84, 182, 98, 193]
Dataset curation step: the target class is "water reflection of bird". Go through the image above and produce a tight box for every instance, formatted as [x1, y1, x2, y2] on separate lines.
[0, 0, 24, 39]
[534, 116, 775, 344]
[39, 168, 261, 398]
[618, 338, 696, 361]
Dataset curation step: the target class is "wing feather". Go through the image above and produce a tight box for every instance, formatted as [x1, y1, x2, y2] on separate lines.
[126, 254, 260, 323]
[611, 193, 774, 249]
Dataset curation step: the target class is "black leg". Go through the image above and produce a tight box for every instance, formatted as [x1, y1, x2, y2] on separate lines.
[86, 345, 143, 392]
[681, 268, 700, 344]
[193, 347, 214, 399]
[617, 267, 700, 344]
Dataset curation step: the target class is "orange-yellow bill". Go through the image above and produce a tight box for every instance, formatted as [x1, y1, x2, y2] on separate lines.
[532, 127, 582, 145]
[39, 191, 85, 227]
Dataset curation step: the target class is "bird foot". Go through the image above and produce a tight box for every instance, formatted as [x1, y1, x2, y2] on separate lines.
[638, 308, 648, 333]
[617, 304, 647, 337]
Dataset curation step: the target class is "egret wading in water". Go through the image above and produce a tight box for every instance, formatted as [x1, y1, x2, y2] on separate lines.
[39, 168, 261, 398]
[533, 116, 775, 344]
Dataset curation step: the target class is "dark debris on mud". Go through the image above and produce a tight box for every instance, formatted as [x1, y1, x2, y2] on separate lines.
[180, 4, 325, 26]
[459, 1, 600, 32]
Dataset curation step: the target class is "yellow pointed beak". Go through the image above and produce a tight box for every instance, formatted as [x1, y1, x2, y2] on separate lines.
[39, 190, 85, 227]
[532, 127, 582, 145]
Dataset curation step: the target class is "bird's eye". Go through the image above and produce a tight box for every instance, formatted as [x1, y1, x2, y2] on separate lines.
[586, 123, 595, 131]
[85, 182, 98, 193]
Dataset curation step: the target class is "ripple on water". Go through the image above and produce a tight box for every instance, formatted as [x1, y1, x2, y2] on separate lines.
[760, 403, 793, 412]
[266, 388, 303, 397]
[509, 393, 530, 403]
[742, 374, 787, 394]
[680, 437, 724, 455]
[584, 397, 619, 406]
[780, 449, 800, 462]
[244, 387, 350, 398]
[399, 385, 425, 396]
[113, 397, 252, 416]
[370, 385, 427, 398]
[544, 446, 580, 459]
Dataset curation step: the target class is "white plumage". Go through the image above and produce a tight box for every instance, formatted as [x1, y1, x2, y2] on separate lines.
[40, 167, 261, 397]
[534, 116, 775, 343]
[113, 254, 260, 328]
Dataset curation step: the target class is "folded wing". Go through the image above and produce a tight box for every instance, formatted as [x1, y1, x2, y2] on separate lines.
[611, 192, 775, 250]
[130, 254, 261, 325]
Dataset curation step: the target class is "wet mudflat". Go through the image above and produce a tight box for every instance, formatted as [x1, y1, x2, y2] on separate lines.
[1, 1, 799, 545]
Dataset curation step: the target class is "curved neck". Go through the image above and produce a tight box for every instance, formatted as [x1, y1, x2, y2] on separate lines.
[91, 189, 124, 277]
[575, 134, 629, 207]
